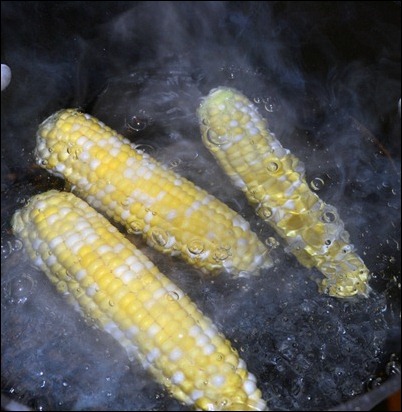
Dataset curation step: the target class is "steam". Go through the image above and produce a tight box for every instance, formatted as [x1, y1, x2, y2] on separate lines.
[1, 1, 400, 411]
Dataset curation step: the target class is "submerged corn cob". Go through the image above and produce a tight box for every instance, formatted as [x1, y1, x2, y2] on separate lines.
[198, 87, 369, 298]
[34, 109, 269, 276]
[11, 190, 267, 411]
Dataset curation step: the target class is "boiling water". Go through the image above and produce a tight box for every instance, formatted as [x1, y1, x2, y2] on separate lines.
[1, 65, 400, 411]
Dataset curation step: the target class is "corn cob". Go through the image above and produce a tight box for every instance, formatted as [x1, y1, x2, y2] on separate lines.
[11, 190, 267, 411]
[34, 109, 270, 277]
[198, 87, 370, 298]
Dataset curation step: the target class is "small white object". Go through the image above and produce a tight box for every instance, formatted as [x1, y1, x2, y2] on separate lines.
[1, 64, 11, 91]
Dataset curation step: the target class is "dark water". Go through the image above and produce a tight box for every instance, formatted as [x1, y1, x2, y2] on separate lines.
[1, 2, 400, 411]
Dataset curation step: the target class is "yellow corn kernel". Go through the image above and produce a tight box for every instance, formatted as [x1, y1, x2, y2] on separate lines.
[11, 190, 267, 411]
[198, 87, 369, 298]
[35, 109, 271, 277]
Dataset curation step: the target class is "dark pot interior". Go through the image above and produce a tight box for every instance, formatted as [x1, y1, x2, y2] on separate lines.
[1, 2, 400, 411]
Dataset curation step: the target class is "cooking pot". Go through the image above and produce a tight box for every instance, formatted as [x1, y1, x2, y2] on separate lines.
[1, 2, 400, 411]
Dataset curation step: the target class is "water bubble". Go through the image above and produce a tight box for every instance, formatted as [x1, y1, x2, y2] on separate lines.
[1, 239, 23, 259]
[385, 358, 401, 376]
[14, 239, 23, 250]
[265, 237, 280, 248]
[311, 177, 325, 191]
[169, 158, 182, 168]
[187, 239, 205, 255]
[165, 291, 180, 301]
[71, 147, 82, 160]
[134, 144, 156, 155]
[321, 211, 337, 223]
[257, 205, 272, 220]
[127, 219, 143, 234]
[127, 115, 148, 132]
[75, 287, 84, 298]
[145, 208, 156, 216]
[325, 239, 332, 246]
[266, 161, 280, 173]
[206, 129, 229, 146]
[177, 151, 199, 164]
[253, 97, 261, 104]
[121, 198, 130, 207]
[65, 271, 73, 280]
[151, 228, 169, 247]
[66, 146, 72, 154]
[11, 274, 35, 304]
[263, 97, 279, 112]
[342, 245, 352, 254]
[249, 186, 263, 201]
[213, 247, 229, 261]
[366, 376, 383, 390]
